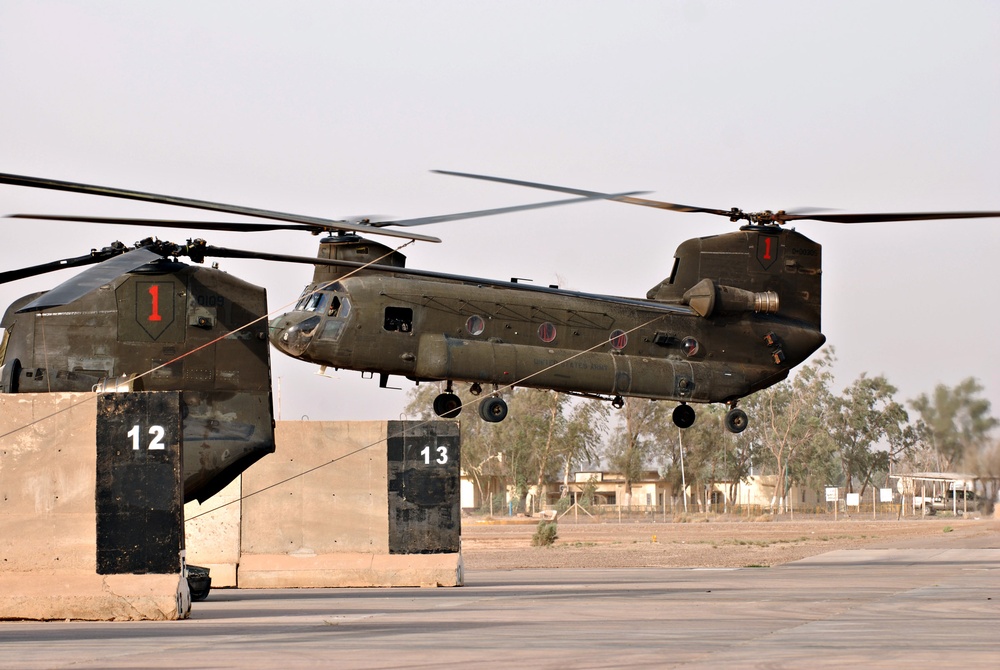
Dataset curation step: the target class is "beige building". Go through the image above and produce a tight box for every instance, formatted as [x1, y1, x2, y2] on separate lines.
[462, 469, 827, 515]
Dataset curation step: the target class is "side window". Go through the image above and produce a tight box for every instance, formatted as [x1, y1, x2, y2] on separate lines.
[383, 306, 413, 333]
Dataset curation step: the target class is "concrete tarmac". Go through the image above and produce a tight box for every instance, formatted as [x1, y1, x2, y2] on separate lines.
[1, 548, 997, 669]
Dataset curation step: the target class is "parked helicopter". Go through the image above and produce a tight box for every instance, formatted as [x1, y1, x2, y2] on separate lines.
[0, 172, 621, 501]
[2, 171, 998, 440]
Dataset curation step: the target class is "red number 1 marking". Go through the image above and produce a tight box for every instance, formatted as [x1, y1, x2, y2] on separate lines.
[762, 237, 773, 260]
[147, 284, 163, 322]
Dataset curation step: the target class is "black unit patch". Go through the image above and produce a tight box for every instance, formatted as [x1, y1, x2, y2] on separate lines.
[754, 232, 781, 271]
[386, 421, 460, 554]
[96, 392, 184, 574]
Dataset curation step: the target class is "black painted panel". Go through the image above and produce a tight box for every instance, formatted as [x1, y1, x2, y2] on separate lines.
[386, 421, 460, 554]
[96, 392, 184, 574]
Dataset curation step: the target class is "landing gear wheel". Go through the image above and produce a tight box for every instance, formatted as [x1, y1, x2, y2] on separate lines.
[433, 392, 462, 418]
[478, 396, 508, 423]
[724, 408, 749, 433]
[611, 395, 625, 409]
[672, 403, 696, 429]
[186, 565, 211, 602]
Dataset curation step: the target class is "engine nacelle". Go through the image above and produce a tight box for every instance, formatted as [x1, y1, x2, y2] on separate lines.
[682, 278, 779, 318]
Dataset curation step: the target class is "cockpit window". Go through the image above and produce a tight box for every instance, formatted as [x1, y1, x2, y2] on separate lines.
[667, 257, 680, 285]
[328, 295, 351, 318]
[303, 293, 327, 312]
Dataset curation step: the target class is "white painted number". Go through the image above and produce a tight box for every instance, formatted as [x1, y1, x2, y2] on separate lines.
[419, 445, 449, 465]
[128, 424, 167, 450]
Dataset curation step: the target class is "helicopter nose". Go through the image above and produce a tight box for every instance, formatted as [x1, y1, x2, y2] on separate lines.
[269, 314, 321, 357]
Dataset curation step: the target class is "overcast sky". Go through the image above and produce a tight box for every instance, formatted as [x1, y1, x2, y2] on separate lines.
[1, 1, 997, 426]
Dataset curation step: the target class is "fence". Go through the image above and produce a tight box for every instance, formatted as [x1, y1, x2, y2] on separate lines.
[534, 498, 982, 523]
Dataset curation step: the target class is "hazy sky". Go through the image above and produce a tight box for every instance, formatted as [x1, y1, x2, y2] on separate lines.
[1, 1, 998, 425]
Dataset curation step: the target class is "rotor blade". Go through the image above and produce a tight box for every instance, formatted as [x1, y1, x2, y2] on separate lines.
[376, 192, 648, 227]
[433, 170, 733, 217]
[17, 247, 165, 312]
[777, 210, 1000, 224]
[7, 192, 646, 231]
[435, 171, 1000, 225]
[0, 247, 122, 285]
[6, 214, 334, 233]
[0, 172, 441, 243]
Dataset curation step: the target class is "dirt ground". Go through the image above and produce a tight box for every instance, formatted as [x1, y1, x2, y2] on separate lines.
[460, 512, 1000, 570]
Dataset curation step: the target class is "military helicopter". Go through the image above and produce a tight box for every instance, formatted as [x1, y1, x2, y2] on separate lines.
[0, 172, 620, 502]
[3, 172, 998, 441]
[0, 236, 277, 504]
[268, 172, 1000, 432]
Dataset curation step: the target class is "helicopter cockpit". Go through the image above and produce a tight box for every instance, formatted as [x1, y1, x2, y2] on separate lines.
[271, 282, 353, 357]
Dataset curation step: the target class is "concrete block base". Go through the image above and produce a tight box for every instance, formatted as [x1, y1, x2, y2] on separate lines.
[1, 393, 190, 621]
[237, 552, 463, 588]
[0, 572, 190, 621]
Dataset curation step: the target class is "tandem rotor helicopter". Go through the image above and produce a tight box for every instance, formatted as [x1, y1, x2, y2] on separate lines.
[1, 169, 998, 500]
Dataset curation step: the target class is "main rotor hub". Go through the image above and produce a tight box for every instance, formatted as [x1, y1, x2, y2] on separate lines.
[729, 208, 785, 226]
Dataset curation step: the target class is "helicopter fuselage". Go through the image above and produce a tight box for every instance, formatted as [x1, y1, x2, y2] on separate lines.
[268, 227, 827, 421]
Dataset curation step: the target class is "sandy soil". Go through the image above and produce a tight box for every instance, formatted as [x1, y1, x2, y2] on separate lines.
[460, 513, 1000, 570]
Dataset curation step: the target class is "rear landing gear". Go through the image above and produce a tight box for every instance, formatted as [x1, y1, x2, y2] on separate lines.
[433, 381, 462, 418]
[433, 392, 462, 418]
[672, 403, 696, 429]
[724, 407, 749, 433]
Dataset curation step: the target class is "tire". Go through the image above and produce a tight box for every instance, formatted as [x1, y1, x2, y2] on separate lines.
[433, 392, 462, 418]
[725, 408, 749, 433]
[672, 403, 696, 429]
[478, 396, 508, 423]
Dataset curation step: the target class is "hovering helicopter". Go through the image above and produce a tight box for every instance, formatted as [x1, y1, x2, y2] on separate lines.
[0, 172, 619, 501]
[268, 172, 1000, 432]
[2, 172, 998, 441]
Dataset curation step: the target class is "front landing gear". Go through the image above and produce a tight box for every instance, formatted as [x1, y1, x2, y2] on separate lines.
[478, 396, 508, 423]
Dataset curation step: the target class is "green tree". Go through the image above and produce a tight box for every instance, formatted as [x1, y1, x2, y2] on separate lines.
[909, 378, 998, 471]
[830, 374, 912, 496]
[554, 398, 608, 498]
[739, 349, 836, 512]
[605, 397, 670, 494]
[677, 405, 761, 510]
[964, 437, 1000, 513]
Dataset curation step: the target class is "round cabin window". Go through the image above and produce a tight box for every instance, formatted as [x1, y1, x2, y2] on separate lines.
[466, 315, 485, 336]
[610, 329, 628, 351]
[537, 322, 557, 343]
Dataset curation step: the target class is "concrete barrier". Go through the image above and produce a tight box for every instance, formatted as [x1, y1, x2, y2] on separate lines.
[185, 420, 463, 588]
[0, 393, 189, 621]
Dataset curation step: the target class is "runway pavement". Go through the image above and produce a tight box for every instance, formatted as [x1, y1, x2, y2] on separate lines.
[1, 548, 997, 668]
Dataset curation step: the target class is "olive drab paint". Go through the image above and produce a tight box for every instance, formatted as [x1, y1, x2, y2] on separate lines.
[269, 226, 825, 431]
